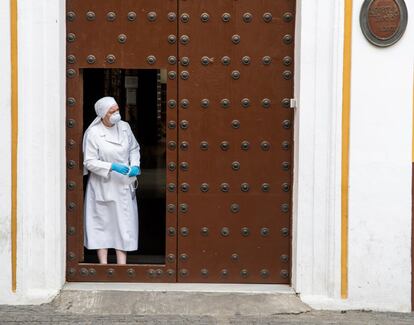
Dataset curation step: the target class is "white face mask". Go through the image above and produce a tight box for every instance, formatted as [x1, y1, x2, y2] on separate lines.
[109, 112, 121, 125]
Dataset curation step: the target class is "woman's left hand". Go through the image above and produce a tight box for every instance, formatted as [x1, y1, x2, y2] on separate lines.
[128, 166, 141, 177]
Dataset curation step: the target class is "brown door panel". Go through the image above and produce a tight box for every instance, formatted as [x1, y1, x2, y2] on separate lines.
[66, 0, 178, 282]
[177, 0, 295, 283]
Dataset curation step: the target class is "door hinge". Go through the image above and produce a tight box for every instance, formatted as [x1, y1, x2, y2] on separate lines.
[290, 98, 297, 109]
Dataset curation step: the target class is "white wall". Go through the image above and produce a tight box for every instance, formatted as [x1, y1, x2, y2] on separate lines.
[346, 0, 413, 311]
[0, 0, 13, 304]
[0, 0, 67, 304]
[295, 0, 414, 312]
[293, 0, 344, 304]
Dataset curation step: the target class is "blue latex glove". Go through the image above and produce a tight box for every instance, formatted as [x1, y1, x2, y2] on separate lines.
[129, 166, 141, 177]
[111, 163, 129, 175]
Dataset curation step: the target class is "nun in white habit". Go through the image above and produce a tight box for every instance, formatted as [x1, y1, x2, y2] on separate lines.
[83, 96, 141, 264]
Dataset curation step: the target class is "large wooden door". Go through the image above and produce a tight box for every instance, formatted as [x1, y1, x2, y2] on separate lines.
[176, 1, 294, 283]
[66, 0, 294, 283]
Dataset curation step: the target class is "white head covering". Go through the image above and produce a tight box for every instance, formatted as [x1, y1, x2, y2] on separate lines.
[82, 96, 118, 175]
[94, 96, 117, 118]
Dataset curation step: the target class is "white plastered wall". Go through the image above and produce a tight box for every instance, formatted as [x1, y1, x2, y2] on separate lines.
[0, 0, 13, 304]
[346, 0, 413, 312]
[294, 0, 414, 312]
[293, 0, 344, 306]
[0, 0, 66, 304]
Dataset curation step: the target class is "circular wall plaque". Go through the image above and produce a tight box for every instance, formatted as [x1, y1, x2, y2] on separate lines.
[360, 0, 408, 47]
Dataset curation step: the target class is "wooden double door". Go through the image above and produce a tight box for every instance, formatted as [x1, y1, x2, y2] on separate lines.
[66, 0, 295, 283]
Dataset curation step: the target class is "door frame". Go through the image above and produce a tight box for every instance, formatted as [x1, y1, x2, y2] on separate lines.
[61, 0, 343, 292]
[65, 0, 296, 283]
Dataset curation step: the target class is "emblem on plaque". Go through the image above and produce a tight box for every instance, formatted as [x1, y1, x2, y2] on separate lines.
[360, 0, 408, 47]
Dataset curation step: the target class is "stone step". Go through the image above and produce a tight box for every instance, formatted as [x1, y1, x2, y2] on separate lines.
[53, 284, 311, 317]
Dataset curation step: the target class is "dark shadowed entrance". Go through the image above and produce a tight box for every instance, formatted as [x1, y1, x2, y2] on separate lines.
[83, 69, 166, 264]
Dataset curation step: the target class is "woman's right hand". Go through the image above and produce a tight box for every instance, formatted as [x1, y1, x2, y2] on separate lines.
[111, 163, 130, 175]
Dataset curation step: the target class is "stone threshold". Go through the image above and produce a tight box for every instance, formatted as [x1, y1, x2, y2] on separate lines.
[63, 282, 295, 294]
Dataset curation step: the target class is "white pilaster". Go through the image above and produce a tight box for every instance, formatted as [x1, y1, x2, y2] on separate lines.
[1, 0, 67, 304]
[0, 0, 13, 304]
[293, 0, 344, 300]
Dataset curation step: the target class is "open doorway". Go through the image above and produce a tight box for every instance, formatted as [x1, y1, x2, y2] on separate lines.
[82, 68, 167, 264]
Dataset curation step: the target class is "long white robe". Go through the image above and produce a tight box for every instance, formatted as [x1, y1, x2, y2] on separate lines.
[83, 120, 140, 251]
